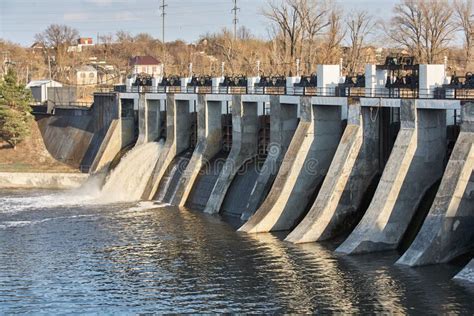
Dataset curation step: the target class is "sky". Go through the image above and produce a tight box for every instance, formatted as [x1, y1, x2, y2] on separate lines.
[1, 0, 398, 46]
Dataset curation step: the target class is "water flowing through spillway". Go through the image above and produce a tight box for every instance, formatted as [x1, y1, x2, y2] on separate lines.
[97, 141, 163, 203]
[154, 149, 193, 203]
[221, 159, 262, 217]
[185, 151, 229, 211]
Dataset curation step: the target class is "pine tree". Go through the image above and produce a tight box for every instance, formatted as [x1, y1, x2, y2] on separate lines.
[0, 69, 33, 149]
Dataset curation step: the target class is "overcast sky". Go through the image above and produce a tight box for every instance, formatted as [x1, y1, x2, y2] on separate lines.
[1, 0, 398, 46]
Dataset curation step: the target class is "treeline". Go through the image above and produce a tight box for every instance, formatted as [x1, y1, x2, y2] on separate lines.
[259, 0, 472, 75]
[1, 0, 472, 85]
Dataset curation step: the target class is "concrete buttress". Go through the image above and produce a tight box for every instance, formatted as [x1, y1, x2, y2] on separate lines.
[136, 93, 148, 145]
[142, 94, 192, 200]
[239, 96, 342, 233]
[286, 102, 380, 243]
[454, 259, 474, 283]
[396, 102, 474, 267]
[336, 100, 447, 255]
[171, 95, 223, 206]
[203, 95, 258, 214]
[240, 95, 298, 220]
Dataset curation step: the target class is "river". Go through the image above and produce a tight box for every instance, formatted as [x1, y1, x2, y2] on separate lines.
[0, 189, 473, 314]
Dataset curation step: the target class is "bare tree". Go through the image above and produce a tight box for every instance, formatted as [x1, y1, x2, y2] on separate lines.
[388, 0, 424, 60]
[346, 11, 375, 74]
[388, 0, 456, 63]
[295, 0, 330, 73]
[454, 0, 474, 69]
[115, 31, 133, 43]
[321, 5, 345, 64]
[421, 0, 456, 63]
[262, 0, 303, 74]
[34, 24, 80, 82]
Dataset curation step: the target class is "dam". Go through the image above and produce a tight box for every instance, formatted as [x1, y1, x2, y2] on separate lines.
[2, 59, 473, 313]
[70, 60, 472, 285]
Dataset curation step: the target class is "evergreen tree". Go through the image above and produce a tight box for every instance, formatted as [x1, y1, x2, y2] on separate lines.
[0, 69, 33, 149]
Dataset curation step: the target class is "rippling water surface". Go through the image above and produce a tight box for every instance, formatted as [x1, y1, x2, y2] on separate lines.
[1, 189, 473, 314]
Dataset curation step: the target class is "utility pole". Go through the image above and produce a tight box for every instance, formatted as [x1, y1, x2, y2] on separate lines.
[160, 0, 167, 44]
[48, 55, 52, 80]
[231, 0, 239, 41]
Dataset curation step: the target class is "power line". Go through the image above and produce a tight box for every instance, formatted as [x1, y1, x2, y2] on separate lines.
[231, 0, 240, 41]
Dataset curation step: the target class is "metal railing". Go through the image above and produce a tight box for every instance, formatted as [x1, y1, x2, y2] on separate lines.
[111, 84, 473, 101]
[54, 101, 92, 108]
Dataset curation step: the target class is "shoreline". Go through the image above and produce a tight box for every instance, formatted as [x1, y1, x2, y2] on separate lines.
[0, 172, 89, 190]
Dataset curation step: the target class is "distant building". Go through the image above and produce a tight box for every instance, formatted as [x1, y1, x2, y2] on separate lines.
[76, 65, 97, 85]
[97, 65, 118, 85]
[30, 42, 45, 54]
[68, 37, 94, 53]
[78, 37, 93, 45]
[130, 56, 162, 77]
[26, 79, 63, 103]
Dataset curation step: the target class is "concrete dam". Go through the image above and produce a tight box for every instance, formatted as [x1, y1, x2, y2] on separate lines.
[73, 62, 473, 283]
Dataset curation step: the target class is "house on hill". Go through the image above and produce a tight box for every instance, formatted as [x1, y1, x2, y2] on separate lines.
[76, 65, 97, 85]
[130, 56, 162, 77]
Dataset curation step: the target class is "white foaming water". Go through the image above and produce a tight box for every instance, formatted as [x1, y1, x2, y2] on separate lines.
[97, 141, 163, 203]
[0, 142, 163, 214]
[0, 190, 100, 214]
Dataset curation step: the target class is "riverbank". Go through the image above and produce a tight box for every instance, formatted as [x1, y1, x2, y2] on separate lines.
[0, 172, 88, 189]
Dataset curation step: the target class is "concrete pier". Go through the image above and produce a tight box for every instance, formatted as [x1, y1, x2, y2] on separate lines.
[142, 94, 193, 200]
[397, 102, 474, 266]
[286, 102, 380, 243]
[239, 97, 342, 233]
[336, 100, 447, 255]
[136, 95, 161, 145]
[454, 259, 474, 283]
[88, 94, 136, 173]
[171, 94, 224, 206]
[204, 95, 258, 214]
[240, 95, 298, 220]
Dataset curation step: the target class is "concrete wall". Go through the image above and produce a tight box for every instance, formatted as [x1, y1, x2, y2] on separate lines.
[147, 100, 161, 142]
[419, 64, 445, 98]
[37, 92, 121, 171]
[286, 102, 381, 243]
[90, 117, 135, 173]
[397, 102, 474, 266]
[336, 100, 447, 255]
[37, 115, 94, 169]
[172, 95, 223, 206]
[241, 95, 298, 220]
[142, 94, 192, 199]
[47, 87, 77, 105]
[239, 96, 342, 233]
[0, 172, 88, 189]
[204, 95, 259, 214]
[136, 95, 161, 145]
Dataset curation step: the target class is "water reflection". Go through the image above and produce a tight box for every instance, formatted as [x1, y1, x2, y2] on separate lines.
[0, 191, 473, 313]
